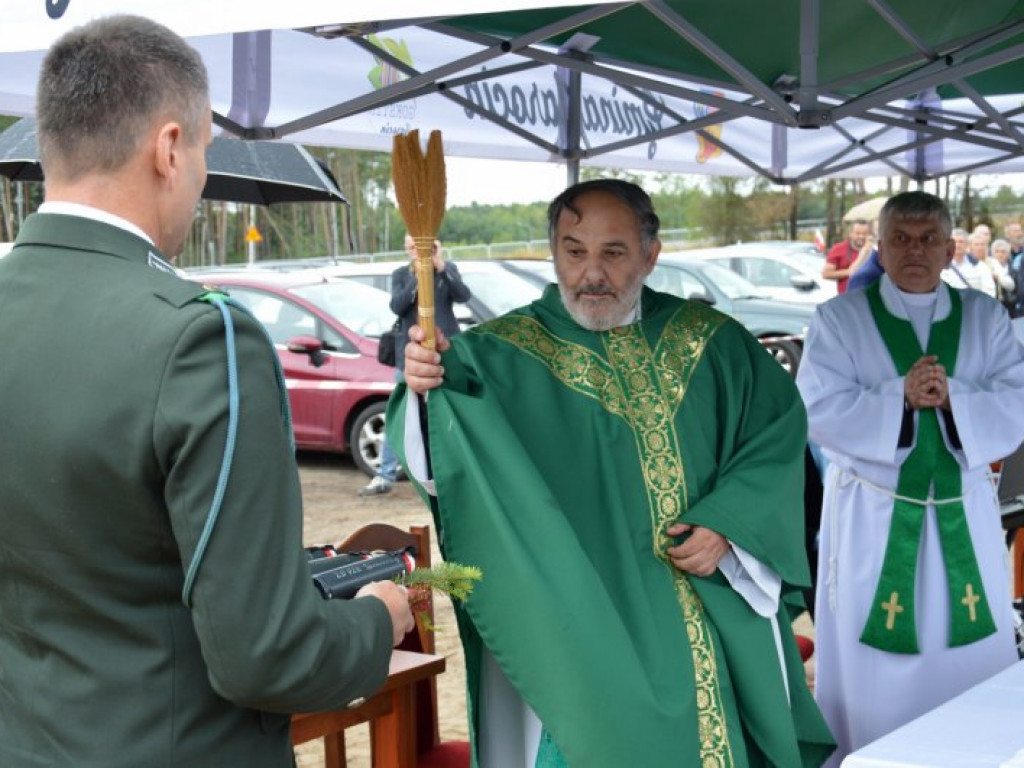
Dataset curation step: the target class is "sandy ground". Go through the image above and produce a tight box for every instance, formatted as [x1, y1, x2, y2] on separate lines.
[291, 452, 816, 768]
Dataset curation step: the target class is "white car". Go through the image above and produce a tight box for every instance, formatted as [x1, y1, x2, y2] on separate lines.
[686, 242, 837, 305]
[312, 259, 550, 328]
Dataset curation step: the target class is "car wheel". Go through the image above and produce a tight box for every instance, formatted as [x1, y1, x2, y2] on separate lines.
[349, 401, 388, 478]
[762, 339, 802, 377]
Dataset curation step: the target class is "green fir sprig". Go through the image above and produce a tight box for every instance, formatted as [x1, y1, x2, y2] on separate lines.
[399, 562, 482, 632]
[400, 561, 482, 602]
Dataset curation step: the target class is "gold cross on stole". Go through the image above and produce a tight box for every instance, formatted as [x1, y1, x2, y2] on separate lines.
[881, 591, 904, 630]
[961, 583, 981, 622]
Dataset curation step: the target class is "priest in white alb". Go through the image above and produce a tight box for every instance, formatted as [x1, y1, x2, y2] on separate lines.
[796, 191, 1024, 766]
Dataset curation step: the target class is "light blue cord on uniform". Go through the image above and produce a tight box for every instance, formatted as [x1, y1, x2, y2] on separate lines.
[180, 293, 294, 606]
[182, 295, 238, 606]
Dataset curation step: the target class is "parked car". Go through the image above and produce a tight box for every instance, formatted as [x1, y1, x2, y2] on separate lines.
[315, 259, 552, 327]
[184, 270, 397, 476]
[649, 255, 814, 375]
[684, 242, 836, 305]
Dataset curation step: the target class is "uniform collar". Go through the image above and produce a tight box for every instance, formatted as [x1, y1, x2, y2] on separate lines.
[16, 210, 178, 276]
[39, 202, 153, 246]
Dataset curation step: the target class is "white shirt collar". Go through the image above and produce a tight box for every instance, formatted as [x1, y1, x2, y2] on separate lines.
[880, 273, 950, 322]
[38, 201, 154, 246]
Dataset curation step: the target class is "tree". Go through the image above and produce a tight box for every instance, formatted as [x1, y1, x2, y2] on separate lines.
[697, 177, 756, 245]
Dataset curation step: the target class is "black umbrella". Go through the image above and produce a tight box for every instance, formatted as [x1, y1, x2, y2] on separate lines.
[0, 117, 347, 206]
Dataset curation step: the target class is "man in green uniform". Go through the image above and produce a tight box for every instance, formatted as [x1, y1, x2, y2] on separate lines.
[0, 16, 413, 767]
[390, 179, 834, 767]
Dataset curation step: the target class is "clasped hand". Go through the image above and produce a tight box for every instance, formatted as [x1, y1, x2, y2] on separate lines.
[665, 523, 729, 577]
[904, 355, 949, 411]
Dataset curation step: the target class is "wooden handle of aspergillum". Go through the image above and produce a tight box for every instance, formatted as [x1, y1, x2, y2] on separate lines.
[414, 236, 436, 350]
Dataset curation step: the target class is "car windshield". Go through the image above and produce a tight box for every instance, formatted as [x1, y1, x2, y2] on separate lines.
[787, 250, 827, 272]
[292, 280, 395, 339]
[697, 261, 766, 299]
[504, 260, 556, 283]
[461, 266, 546, 316]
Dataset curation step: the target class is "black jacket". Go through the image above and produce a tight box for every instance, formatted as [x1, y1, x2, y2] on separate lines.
[390, 261, 472, 369]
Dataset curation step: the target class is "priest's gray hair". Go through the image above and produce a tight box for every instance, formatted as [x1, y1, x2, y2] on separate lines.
[548, 179, 661, 255]
[878, 191, 953, 241]
[36, 15, 209, 182]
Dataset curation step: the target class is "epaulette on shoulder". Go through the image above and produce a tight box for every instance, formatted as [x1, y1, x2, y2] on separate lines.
[152, 280, 221, 309]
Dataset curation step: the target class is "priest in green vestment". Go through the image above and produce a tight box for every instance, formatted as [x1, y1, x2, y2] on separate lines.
[389, 180, 834, 768]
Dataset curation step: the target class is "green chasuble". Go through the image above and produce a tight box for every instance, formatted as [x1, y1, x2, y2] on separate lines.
[388, 286, 834, 768]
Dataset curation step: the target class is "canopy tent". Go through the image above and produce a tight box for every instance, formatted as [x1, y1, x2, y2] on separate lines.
[3, 2, 1024, 184]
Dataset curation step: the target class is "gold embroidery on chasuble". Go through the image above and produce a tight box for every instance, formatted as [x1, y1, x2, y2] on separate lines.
[481, 304, 732, 767]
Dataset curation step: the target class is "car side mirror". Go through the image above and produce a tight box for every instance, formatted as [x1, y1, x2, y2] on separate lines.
[688, 291, 716, 306]
[287, 335, 328, 367]
[790, 274, 817, 291]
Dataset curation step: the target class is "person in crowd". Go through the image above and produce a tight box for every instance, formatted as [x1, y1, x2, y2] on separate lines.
[359, 234, 471, 496]
[1003, 221, 1023, 268]
[968, 231, 1011, 302]
[975, 223, 992, 237]
[0, 16, 413, 767]
[941, 228, 994, 296]
[846, 225, 883, 292]
[389, 179, 835, 767]
[824, 219, 872, 294]
[992, 237, 1013, 268]
[968, 230, 991, 267]
[796, 191, 1024, 767]
[990, 238, 1018, 314]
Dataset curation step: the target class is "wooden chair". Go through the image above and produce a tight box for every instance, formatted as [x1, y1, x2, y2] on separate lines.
[296, 523, 470, 768]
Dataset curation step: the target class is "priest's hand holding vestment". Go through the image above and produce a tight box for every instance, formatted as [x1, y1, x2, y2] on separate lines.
[665, 523, 729, 576]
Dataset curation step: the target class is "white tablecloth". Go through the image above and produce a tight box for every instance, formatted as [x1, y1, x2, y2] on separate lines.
[841, 660, 1024, 767]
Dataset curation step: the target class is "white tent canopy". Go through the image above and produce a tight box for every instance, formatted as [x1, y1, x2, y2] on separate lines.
[4, 2, 1024, 183]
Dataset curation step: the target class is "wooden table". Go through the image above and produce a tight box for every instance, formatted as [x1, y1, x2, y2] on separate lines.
[292, 649, 446, 768]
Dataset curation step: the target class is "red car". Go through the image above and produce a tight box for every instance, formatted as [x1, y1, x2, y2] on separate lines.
[186, 270, 397, 476]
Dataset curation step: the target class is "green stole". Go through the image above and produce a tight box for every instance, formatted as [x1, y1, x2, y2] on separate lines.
[861, 281, 996, 653]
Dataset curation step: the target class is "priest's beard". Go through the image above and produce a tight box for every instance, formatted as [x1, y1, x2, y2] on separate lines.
[556, 270, 646, 331]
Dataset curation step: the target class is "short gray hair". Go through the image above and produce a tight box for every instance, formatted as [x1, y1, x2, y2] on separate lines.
[37, 15, 209, 180]
[878, 191, 952, 241]
[548, 179, 661, 255]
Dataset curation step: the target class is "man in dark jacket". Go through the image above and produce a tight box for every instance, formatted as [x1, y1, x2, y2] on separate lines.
[0, 16, 413, 767]
[360, 234, 472, 495]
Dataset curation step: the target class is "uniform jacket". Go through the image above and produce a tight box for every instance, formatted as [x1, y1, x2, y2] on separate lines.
[0, 213, 393, 767]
